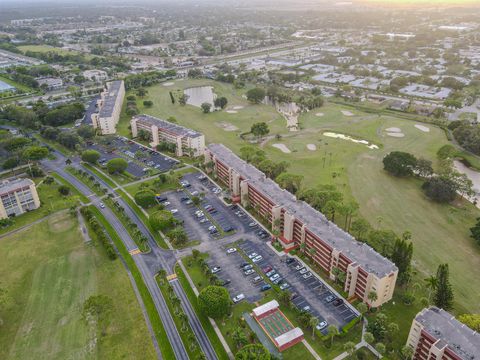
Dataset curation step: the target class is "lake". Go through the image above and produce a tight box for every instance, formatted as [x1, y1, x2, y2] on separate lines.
[184, 86, 215, 107]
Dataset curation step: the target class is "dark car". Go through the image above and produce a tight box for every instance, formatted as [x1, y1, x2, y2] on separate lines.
[290, 292, 298, 300]
[333, 299, 344, 307]
[180, 196, 190, 202]
[286, 257, 295, 264]
[239, 262, 249, 269]
[221, 279, 231, 286]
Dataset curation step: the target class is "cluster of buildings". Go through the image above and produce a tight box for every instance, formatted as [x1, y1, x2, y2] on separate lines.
[131, 114, 205, 157]
[0, 178, 40, 219]
[205, 143, 397, 307]
[91, 80, 125, 135]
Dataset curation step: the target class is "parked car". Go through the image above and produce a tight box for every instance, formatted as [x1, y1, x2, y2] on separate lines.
[99, 202, 105, 209]
[211, 266, 221, 274]
[163, 201, 170, 206]
[248, 222, 258, 228]
[200, 218, 209, 223]
[260, 284, 271, 292]
[299, 268, 308, 275]
[316, 320, 328, 331]
[262, 266, 272, 273]
[185, 200, 193, 205]
[269, 274, 280, 281]
[252, 276, 262, 284]
[239, 262, 249, 268]
[294, 264, 304, 271]
[333, 299, 344, 307]
[232, 294, 245, 303]
[244, 269, 255, 276]
[290, 292, 298, 300]
[303, 272, 312, 280]
[248, 252, 258, 259]
[220, 279, 231, 286]
[170, 209, 178, 214]
[243, 264, 253, 270]
[226, 247, 237, 254]
[252, 255, 263, 263]
[266, 270, 276, 277]
[325, 295, 336, 303]
[280, 283, 290, 290]
[302, 305, 311, 312]
[286, 257, 295, 264]
[272, 277, 283, 284]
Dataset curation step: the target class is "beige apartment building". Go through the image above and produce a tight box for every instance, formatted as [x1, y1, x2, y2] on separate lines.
[91, 80, 125, 134]
[0, 178, 40, 219]
[407, 307, 480, 360]
[131, 114, 205, 157]
[206, 143, 398, 307]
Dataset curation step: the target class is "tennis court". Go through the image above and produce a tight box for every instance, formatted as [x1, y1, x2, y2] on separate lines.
[258, 309, 293, 339]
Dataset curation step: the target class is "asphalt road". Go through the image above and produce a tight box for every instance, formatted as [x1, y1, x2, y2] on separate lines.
[43, 152, 218, 360]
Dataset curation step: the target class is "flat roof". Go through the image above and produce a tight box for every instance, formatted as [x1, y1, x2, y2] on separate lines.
[99, 80, 124, 118]
[253, 300, 279, 317]
[134, 114, 203, 139]
[0, 178, 34, 194]
[275, 328, 303, 347]
[208, 143, 397, 277]
[416, 307, 480, 360]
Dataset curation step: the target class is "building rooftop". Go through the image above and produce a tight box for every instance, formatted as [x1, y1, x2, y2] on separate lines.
[275, 328, 303, 347]
[99, 80, 124, 118]
[134, 114, 203, 139]
[0, 178, 34, 195]
[416, 307, 480, 360]
[252, 300, 279, 318]
[208, 143, 397, 277]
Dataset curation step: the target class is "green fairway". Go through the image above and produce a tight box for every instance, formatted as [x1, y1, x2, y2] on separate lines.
[122, 79, 480, 313]
[0, 212, 156, 360]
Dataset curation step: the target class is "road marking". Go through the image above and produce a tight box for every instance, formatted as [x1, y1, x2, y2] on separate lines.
[167, 273, 178, 281]
[129, 248, 141, 255]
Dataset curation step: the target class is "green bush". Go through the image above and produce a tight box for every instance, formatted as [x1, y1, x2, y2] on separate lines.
[134, 190, 156, 208]
[106, 158, 128, 174]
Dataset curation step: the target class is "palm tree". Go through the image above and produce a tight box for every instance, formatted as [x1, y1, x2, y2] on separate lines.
[367, 291, 378, 306]
[327, 325, 339, 347]
[188, 333, 197, 350]
[357, 302, 368, 320]
[364, 331, 374, 344]
[375, 343, 386, 359]
[343, 341, 356, 358]
[309, 316, 319, 338]
[424, 275, 438, 301]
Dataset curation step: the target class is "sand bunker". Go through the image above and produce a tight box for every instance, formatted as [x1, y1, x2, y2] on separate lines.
[415, 124, 430, 132]
[323, 132, 379, 150]
[315, 112, 325, 117]
[386, 127, 402, 133]
[341, 110, 354, 116]
[215, 122, 239, 132]
[387, 132, 405, 138]
[226, 110, 238, 114]
[233, 106, 244, 110]
[162, 82, 174, 86]
[307, 144, 317, 151]
[272, 143, 291, 153]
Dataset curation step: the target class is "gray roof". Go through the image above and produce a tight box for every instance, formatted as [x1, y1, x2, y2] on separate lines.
[134, 114, 203, 139]
[0, 178, 34, 195]
[208, 143, 397, 277]
[416, 307, 480, 360]
[99, 80, 124, 118]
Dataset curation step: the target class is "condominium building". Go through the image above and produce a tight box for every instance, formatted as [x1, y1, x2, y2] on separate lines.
[91, 80, 125, 135]
[0, 178, 40, 219]
[205, 143, 398, 307]
[36, 77, 63, 90]
[407, 307, 480, 360]
[131, 114, 205, 157]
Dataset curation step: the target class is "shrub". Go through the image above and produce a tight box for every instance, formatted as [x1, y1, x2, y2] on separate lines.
[81, 149, 101, 164]
[198, 286, 231, 319]
[106, 158, 128, 174]
[134, 190, 156, 208]
[58, 185, 70, 195]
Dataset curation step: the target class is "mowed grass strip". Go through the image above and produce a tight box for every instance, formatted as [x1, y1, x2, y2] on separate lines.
[0, 212, 156, 360]
[87, 206, 175, 359]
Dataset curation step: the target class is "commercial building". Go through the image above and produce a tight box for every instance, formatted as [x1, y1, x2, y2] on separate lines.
[0, 178, 40, 219]
[82, 69, 108, 82]
[205, 143, 398, 307]
[36, 77, 63, 90]
[407, 307, 480, 360]
[131, 114, 205, 157]
[91, 80, 125, 135]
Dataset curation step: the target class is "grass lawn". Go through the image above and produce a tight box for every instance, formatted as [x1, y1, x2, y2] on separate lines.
[0, 212, 156, 360]
[18, 45, 97, 60]
[0, 74, 35, 93]
[131, 82, 480, 314]
[0, 180, 80, 236]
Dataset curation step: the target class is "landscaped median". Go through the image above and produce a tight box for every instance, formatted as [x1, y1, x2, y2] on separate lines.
[85, 205, 176, 360]
[66, 166, 109, 196]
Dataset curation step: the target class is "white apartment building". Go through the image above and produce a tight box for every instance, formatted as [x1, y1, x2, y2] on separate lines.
[0, 178, 41, 219]
[91, 80, 125, 135]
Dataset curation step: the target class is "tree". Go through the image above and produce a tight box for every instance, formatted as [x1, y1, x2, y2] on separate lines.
[150, 210, 176, 231]
[22, 146, 49, 161]
[276, 173, 303, 194]
[201, 102, 212, 113]
[235, 344, 270, 360]
[327, 325, 339, 347]
[422, 176, 457, 203]
[433, 263, 454, 310]
[278, 290, 291, 308]
[309, 316, 319, 337]
[390, 238, 413, 284]
[458, 314, 480, 331]
[58, 185, 70, 196]
[76, 125, 95, 139]
[214, 96, 228, 109]
[401, 345, 414, 360]
[81, 150, 100, 164]
[415, 158, 433, 178]
[246, 87, 266, 104]
[167, 227, 188, 246]
[106, 158, 128, 174]
[375, 343, 386, 358]
[367, 291, 378, 306]
[232, 327, 248, 349]
[250, 122, 269, 139]
[134, 190, 157, 208]
[350, 218, 371, 241]
[363, 332, 374, 344]
[198, 286, 231, 319]
[143, 100, 153, 107]
[424, 275, 438, 301]
[383, 151, 417, 177]
[357, 302, 368, 319]
[344, 341, 356, 358]
[82, 294, 113, 332]
[136, 87, 148, 97]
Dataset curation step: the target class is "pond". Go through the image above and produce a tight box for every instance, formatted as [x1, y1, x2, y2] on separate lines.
[323, 132, 379, 150]
[0, 80, 15, 92]
[184, 86, 215, 107]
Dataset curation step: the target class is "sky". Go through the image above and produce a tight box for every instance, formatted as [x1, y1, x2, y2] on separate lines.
[358, 0, 479, 6]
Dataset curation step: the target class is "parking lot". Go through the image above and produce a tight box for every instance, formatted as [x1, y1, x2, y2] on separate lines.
[84, 136, 178, 178]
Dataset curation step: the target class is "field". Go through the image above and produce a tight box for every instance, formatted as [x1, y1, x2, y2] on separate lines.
[119, 80, 480, 313]
[0, 212, 156, 360]
[17, 45, 96, 60]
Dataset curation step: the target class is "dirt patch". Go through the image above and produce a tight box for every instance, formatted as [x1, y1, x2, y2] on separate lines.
[385, 127, 401, 133]
[315, 112, 324, 117]
[226, 110, 237, 114]
[387, 132, 405, 138]
[341, 110, 354, 116]
[233, 106, 244, 110]
[162, 82, 174, 87]
[215, 122, 239, 131]
[415, 124, 430, 132]
[306, 144, 317, 151]
[272, 143, 291, 153]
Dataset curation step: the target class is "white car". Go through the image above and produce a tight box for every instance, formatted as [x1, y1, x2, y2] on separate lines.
[170, 209, 178, 214]
[303, 272, 312, 280]
[208, 225, 216, 231]
[316, 320, 328, 331]
[226, 247, 237, 254]
[163, 201, 170, 206]
[244, 269, 255, 276]
[233, 294, 245, 303]
[200, 218, 209, 223]
[299, 268, 308, 275]
[248, 252, 258, 259]
[280, 283, 290, 290]
[99, 202, 105, 209]
[269, 274, 280, 281]
[294, 264, 304, 271]
[252, 255, 263, 263]
[302, 305, 311, 312]
[211, 266, 221, 274]
[191, 191, 199, 196]
[248, 222, 258, 228]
